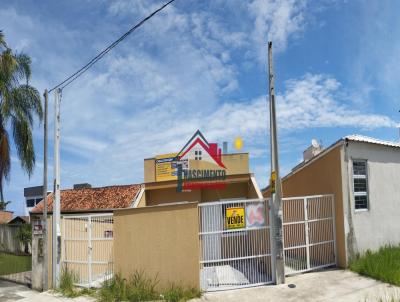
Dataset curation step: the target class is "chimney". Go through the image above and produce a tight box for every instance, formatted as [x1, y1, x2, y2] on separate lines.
[223, 141, 228, 154]
[303, 139, 323, 162]
[73, 183, 92, 189]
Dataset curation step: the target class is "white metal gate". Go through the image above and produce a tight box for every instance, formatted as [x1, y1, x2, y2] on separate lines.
[282, 194, 336, 275]
[198, 199, 275, 291]
[61, 213, 114, 288]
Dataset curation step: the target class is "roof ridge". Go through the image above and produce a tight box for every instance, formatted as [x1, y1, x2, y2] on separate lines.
[345, 134, 400, 147]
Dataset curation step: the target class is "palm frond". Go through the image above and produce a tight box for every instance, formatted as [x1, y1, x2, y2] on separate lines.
[4, 85, 43, 126]
[0, 121, 11, 201]
[11, 115, 35, 176]
[0, 30, 7, 49]
[15, 53, 32, 83]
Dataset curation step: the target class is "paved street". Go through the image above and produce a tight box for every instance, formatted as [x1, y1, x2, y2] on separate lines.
[193, 269, 400, 302]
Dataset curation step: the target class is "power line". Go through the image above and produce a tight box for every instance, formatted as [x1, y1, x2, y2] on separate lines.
[49, 0, 176, 93]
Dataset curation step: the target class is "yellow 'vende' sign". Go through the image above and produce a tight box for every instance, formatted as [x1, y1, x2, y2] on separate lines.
[226, 207, 245, 229]
[155, 153, 178, 182]
[270, 171, 276, 194]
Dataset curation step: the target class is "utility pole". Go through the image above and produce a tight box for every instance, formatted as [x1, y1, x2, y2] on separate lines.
[268, 41, 285, 284]
[42, 89, 48, 290]
[52, 88, 61, 288]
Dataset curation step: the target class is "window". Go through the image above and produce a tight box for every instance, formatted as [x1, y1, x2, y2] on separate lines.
[195, 150, 202, 160]
[26, 199, 35, 207]
[352, 160, 368, 210]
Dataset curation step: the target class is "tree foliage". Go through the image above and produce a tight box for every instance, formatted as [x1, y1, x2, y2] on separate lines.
[0, 30, 42, 202]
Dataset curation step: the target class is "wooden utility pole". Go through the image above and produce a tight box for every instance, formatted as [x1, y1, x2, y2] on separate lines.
[52, 88, 61, 287]
[42, 89, 48, 290]
[268, 41, 285, 284]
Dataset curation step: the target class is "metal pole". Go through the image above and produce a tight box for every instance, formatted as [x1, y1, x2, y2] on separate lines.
[268, 41, 285, 284]
[52, 88, 61, 288]
[42, 89, 48, 290]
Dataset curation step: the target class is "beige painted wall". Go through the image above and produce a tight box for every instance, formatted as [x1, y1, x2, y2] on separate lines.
[113, 202, 200, 290]
[144, 153, 249, 183]
[144, 175, 260, 206]
[264, 145, 347, 268]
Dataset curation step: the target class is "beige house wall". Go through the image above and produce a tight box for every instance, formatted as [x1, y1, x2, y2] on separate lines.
[113, 202, 200, 290]
[264, 145, 347, 268]
[144, 174, 260, 206]
[144, 153, 249, 183]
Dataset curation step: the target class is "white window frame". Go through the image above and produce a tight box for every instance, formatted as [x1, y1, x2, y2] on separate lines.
[352, 159, 369, 212]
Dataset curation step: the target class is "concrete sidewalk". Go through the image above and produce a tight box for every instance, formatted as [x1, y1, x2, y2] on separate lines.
[0, 280, 94, 302]
[193, 269, 400, 302]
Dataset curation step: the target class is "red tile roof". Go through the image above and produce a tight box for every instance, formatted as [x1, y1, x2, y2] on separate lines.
[30, 184, 142, 214]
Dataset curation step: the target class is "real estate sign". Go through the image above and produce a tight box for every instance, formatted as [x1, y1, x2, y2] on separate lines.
[155, 153, 178, 181]
[226, 207, 245, 229]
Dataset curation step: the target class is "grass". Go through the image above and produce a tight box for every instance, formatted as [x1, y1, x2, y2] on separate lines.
[350, 245, 400, 286]
[0, 252, 31, 276]
[99, 271, 201, 302]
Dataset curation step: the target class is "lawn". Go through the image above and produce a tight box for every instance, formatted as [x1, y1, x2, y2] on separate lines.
[0, 252, 32, 276]
[349, 245, 400, 286]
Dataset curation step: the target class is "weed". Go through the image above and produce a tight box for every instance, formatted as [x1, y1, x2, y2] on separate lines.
[350, 245, 400, 286]
[162, 283, 201, 302]
[58, 266, 79, 297]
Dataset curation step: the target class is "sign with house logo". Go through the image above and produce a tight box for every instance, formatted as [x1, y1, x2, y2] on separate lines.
[154, 130, 228, 191]
[246, 203, 266, 228]
[226, 207, 245, 229]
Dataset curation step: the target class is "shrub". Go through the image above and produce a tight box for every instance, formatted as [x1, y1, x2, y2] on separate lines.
[14, 224, 32, 254]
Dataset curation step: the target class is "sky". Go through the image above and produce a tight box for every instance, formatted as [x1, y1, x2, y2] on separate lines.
[1, 0, 400, 216]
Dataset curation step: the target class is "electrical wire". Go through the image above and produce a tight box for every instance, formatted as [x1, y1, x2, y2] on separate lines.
[49, 0, 176, 93]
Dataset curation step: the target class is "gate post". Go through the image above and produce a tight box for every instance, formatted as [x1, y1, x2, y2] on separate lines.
[88, 216, 92, 288]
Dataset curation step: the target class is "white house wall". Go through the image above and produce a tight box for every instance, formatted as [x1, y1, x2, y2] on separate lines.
[345, 141, 400, 254]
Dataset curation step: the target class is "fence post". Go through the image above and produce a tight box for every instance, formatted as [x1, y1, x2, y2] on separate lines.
[304, 197, 311, 270]
[268, 198, 276, 283]
[88, 216, 92, 288]
[330, 195, 337, 266]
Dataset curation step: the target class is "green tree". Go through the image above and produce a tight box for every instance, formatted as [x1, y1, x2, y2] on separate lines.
[0, 200, 11, 210]
[0, 30, 42, 202]
[15, 224, 32, 254]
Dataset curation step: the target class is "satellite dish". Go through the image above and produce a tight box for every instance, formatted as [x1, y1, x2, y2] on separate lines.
[311, 139, 320, 148]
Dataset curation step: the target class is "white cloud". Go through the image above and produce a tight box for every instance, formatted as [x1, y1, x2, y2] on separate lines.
[248, 0, 308, 58]
[1, 1, 395, 215]
[277, 74, 395, 130]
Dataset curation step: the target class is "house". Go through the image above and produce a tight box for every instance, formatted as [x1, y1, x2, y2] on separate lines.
[263, 134, 400, 267]
[7, 216, 30, 224]
[141, 130, 263, 206]
[24, 185, 51, 216]
[0, 210, 13, 224]
[30, 183, 143, 216]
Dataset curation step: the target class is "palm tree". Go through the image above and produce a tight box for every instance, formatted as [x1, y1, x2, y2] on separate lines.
[0, 30, 42, 202]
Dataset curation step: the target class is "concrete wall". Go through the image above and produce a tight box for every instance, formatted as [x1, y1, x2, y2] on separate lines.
[114, 202, 200, 290]
[343, 141, 400, 256]
[264, 145, 347, 268]
[30, 215, 52, 290]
